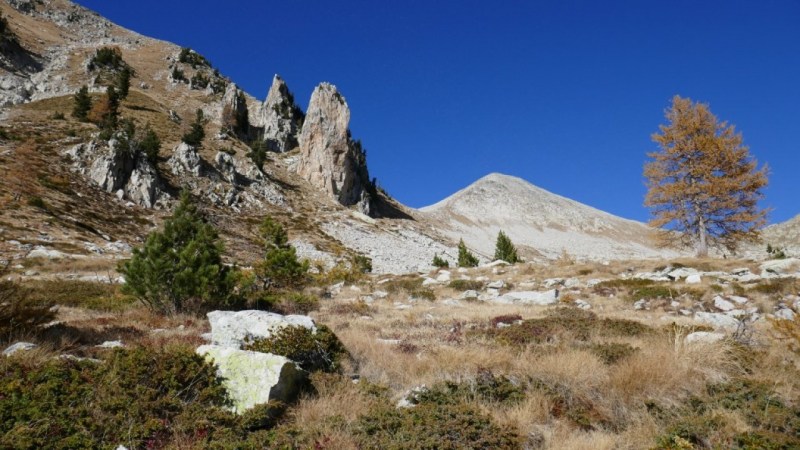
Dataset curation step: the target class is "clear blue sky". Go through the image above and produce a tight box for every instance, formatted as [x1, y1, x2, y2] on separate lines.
[74, 0, 799, 224]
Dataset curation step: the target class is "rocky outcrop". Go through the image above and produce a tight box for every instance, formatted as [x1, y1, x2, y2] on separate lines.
[67, 140, 161, 208]
[220, 83, 249, 137]
[256, 75, 303, 153]
[168, 142, 202, 177]
[296, 83, 375, 215]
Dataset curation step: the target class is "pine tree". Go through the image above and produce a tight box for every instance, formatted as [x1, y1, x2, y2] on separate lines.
[116, 67, 132, 99]
[255, 216, 309, 291]
[138, 123, 161, 164]
[644, 96, 768, 256]
[494, 230, 520, 264]
[457, 239, 479, 268]
[72, 85, 92, 121]
[182, 109, 206, 146]
[120, 190, 235, 314]
[432, 254, 449, 268]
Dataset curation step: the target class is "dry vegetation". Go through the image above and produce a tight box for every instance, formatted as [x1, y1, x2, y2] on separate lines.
[3, 258, 799, 448]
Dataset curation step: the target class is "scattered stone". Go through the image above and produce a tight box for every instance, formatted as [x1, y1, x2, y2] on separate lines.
[633, 299, 648, 310]
[436, 271, 451, 282]
[459, 290, 479, 300]
[574, 299, 591, 310]
[774, 308, 796, 321]
[207, 310, 316, 349]
[713, 296, 735, 312]
[668, 267, 698, 280]
[373, 290, 388, 299]
[487, 280, 505, 289]
[422, 277, 438, 286]
[686, 331, 726, 344]
[3, 342, 37, 356]
[96, 340, 124, 349]
[26, 246, 66, 259]
[492, 290, 558, 306]
[196, 345, 307, 413]
[685, 274, 702, 284]
[694, 311, 740, 329]
[728, 295, 749, 304]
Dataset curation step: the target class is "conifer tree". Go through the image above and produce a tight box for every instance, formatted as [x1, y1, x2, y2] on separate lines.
[493, 230, 519, 264]
[457, 239, 479, 268]
[644, 96, 768, 256]
[255, 216, 309, 291]
[116, 67, 132, 99]
[182, 109, 206, 146]
[432, 254, 449, 268]
[120, 190, 235, 314]
[72, 85, 92, 121]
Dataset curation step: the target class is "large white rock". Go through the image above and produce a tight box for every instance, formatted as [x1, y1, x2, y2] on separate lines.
[196, 345, 307, 413]
[207, 310, 316, 348]
[685, 274, 702, 284]
[257, 75, 303, 153]
[694, 311, 740, 330]
[492, 290, 558, 306]
[169, 142, 202, 177]
[774, 308, 796, 321]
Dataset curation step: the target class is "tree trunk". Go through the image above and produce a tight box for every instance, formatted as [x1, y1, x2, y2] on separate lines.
[694, 202, 709, 257]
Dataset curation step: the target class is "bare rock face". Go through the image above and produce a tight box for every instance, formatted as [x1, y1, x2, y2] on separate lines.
[257, 75, 303, 153]
[297, 82, 374, 214]
[67, 140, 161, 208]
[169, 142, 202, 177]
[220, 83, 249, 136]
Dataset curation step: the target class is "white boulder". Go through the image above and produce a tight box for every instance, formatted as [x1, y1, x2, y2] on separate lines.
[694, 311, 740, 330]
[713, 296, 736, 312]
[685, 331, 726, 344]
[3, 342, 37, 356]
[207, 310, 316, 349]
[196, 345, 307, 413]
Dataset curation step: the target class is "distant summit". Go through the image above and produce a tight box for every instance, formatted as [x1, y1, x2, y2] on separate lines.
[420, 173, 680, 261]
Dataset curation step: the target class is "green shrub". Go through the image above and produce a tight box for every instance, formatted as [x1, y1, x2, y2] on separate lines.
[384, 276, 435, 300]
[494, 230, 520, 264]
[244, 325, 348, 373]
[449, 279, 484, 291]
[254, 216, 309, 291]
[457, 238, 479, 267]
[120, 190, 236, 315]
[247, 139, 268, 169]
[190, 72, 210, 90]
[432, 254, 449, 268]
[355, 402, 519, 449]
[750, 279, 798, 295]
[253, 292, 319, 315]
[352, 254, 373, 274]
[171, 66, 187, 83]
[0, 345, 244, 449]
[137, 123, 161, 164]
[490, 308, 651, 345]
[413, 370, 525, 406]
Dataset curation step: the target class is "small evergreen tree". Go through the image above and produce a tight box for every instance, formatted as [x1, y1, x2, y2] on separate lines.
[432, 254, 450, 269]
[255, 216, 309, 291]
[72, 85, 92, 121]
[457, 239, 479, 268]
[494, 230, 520, 264]
[116, 67, 132, 99]
[120, 190, 235, 314]
[182, 109, 205, 146]
[138, 124, 161, 164]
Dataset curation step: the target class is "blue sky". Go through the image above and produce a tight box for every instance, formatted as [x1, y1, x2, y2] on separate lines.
[75, 1, 799, 224]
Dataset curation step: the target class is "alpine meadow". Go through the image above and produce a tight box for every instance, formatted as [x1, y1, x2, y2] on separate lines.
[1, 1, 799, 449]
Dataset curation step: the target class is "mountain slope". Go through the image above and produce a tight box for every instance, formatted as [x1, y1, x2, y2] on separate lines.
[419, 173, 680, 261]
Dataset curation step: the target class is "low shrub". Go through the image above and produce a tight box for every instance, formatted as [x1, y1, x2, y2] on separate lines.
[432, 254, 449, 268]
[588, 342, 638, 364]
[244, 325, 348, 373]
[412, 370, 525, 406]
[355, 402, 519, 449]
[449, 279, 484, 291]
[0, 345, 260, 449]
[329, 299, 373, 316]
[489, 308, 651, 345]
[24, 280, 134, 311]
[750, 278, 798, 295]
[384, 275, 435, 300]
[0, 271, 55, 337]
[252, 291, 319, 315]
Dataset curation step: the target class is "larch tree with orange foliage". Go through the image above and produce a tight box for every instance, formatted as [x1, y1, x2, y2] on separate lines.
[644, 96, 768, 257]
